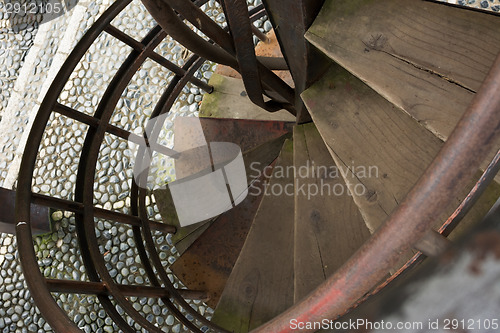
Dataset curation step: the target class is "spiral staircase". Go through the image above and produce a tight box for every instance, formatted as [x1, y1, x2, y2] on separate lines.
[4, 0, 500, 332]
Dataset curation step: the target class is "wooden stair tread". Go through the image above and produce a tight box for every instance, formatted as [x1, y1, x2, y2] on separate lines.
[154, 118, 293, 253]
[153, 186, 209, 254]
[305, 0, 500, 181]
[170, 133, 291, 308]
[196, 117, 294, 153]
[293, 123, 371, 302]
[211, 139, 295, 332]
[199, 73, 296, 121]
[170, 165, 272, 309]
[301, 66, 500, 262]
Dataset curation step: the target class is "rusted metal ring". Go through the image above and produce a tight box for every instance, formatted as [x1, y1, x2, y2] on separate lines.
[251, 53, 500, 333]
[15, 0, 221, 331]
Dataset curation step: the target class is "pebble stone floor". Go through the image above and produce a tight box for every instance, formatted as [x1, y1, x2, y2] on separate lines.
[0, 0, 498, 332]
[0, 0, 42, 119]
[0, 0, 269, 332]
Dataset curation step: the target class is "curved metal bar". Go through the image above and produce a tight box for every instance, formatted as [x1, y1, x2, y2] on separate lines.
[130, 55, 230, 331]
[251, 52, 500, 333]
[125, 54, 214, 332]
[15, 224, 82, 333]
[342, 148, 500, 317]
[142, 0, 296, 112]
[134, 187, 206, 332]
[130, 187, 205, 332]
[17, 0, 285, 331]
[248, 2, 265, 17]
[45, 279, 209, 300]
[167, 0, 235, 52]
[15, 0, 132, 224]
[251, 24, 270, 43]
[74, 27, 180, 332]
[440, 148, 500, 236]
[144, 0, 286, 70]
[166, 0, 296, 110]
[72, 27, 173, 333]
[142, 0, 238, 67]
[223, 0, 284, 111]
[15, 0, 135, 332]
[130, 188, 206, 333]
[245, 4, 289, 71]
[29, 180, 176, 233]
[104, 24, 214, 92]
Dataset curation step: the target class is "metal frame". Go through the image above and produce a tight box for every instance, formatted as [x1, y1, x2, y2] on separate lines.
[141, 0, 297, 113]
[251, 53, 500, 332]
[14, 0, 500, 331]
[15, 0, 232, 331]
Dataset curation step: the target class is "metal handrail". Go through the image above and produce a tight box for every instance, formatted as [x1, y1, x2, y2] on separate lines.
[16, 1, 135, 331]
[14, 0, 500, 330]
[141, 0, 297, 113]
[15, 0, 294, 331]
[252, 52, 500, 333]
[348, 147, 500, 315]
[14, 0, 231, 331]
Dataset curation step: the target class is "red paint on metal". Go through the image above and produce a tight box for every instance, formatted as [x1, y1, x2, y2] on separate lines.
[252, 52, 500, 333]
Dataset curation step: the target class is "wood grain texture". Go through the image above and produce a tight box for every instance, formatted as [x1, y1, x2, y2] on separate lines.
[154, 120, 293, 254]
[301, 66, 500, 265]
[306, 0, 500, 181]
[293, 123, 371, 303]
[200, 73, 295, 121]
[171, 162, 274, 308]
[212, 140, 295, 332]
[170, 134, 290, 308]
[153, 185, 211, 254]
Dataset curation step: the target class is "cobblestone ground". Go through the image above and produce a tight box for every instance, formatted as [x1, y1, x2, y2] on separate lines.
[0, 0, 495, 332]
[0, 0, 43, 119]
[437, 0, 500, 11]
[0, 0, 269, 331]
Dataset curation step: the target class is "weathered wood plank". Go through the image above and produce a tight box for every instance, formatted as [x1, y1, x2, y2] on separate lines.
[212, 140, 295, 332]
[171, 161, 275, 308]
[172, 221, 212, 255]
[153, 186, 210, 254]
[170, 133, 291, 308]
[200, 73, 295, 121]
[174, 116, 294, 157]
[305, 0, 500, 180]
[301, 66, 500, 266]
[154, 119, 293, 253]
[293, 123, 371, 302]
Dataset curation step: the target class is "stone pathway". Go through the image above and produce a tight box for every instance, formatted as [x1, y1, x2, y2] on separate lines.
[0, 0, 267, 331]
[437, 0, 500, 12]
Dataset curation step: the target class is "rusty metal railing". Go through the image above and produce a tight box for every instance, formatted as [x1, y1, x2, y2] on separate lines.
[14, 0, 500, 331]
[251, 52, 500, 333]
[141, 0, 297, 114]
[14, 0, 271, 331]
